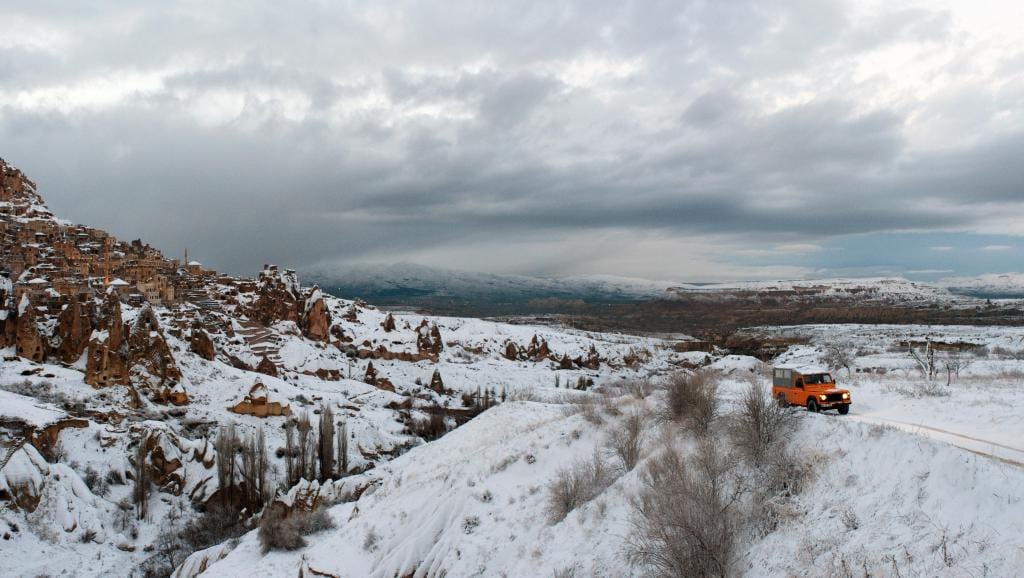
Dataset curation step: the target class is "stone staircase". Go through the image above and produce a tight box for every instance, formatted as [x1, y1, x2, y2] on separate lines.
[236, 320, 283, 366]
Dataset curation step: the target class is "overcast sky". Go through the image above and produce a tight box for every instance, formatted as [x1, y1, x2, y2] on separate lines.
[2, 0, 1023, 282]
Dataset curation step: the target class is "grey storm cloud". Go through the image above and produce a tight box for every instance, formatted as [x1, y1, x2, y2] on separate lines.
[1, 0, 1022, 280]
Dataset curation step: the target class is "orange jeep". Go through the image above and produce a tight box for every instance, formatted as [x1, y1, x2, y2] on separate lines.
[772, 366, 851, 414]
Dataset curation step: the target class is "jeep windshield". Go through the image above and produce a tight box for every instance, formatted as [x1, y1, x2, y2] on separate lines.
[803, 373, 833, 385]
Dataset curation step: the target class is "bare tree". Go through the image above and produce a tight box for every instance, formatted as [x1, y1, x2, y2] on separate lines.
[908, 340, 938, 381]
[132, 434, 150, 520]
[939, 349, 971, 386]
[239, 426, 269, 511]
[295, 411, 313, 482]
[822, 341, 853, 376]
[336, 420, 349, 478]
[318, 404, 336, 482]
[216, 423, 239, 508]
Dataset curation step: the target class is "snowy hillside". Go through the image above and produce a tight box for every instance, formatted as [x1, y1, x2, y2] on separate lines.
[197, 327, 1024, 577]
[940, 272, 1024, 299]
[667, 276, 962, 303]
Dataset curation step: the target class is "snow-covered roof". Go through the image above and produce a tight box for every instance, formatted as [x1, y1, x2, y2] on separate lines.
[108, 278, 129, 286]
[28, 277, 49, 285]
[188, 260, 202, 266]
[774, 364, 829, 373]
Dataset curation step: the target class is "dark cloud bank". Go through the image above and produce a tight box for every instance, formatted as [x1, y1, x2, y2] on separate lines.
[1, 0, 1022, 281]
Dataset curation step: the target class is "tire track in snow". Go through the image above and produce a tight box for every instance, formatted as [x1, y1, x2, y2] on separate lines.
[846, 414, 1024, 468]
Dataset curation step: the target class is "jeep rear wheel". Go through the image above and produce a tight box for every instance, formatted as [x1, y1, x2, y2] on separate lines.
[837, 405, 849, 415]
[777, 395, 788, 408]
[807, 399, 819, 413]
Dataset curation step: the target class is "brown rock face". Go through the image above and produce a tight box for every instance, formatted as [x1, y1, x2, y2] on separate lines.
[503, 341, 521, 361]
[86, 292, 129, 387]
[256, 356, 279, 377]
[381, 312, 396, 332]
[363, 361, 395, 392]
[189, 327, 216, 361]
[300, 288, 331, 342]
[416, 320, 443, 360]
[127, 306, 183, 396]
[245, 266, 302, 327]
[54, 295, 92, 364]
[86, 298, 184, 404]
[526, 335, 551, 361]
[428, 369, 445, 394]
[15, 299, 46, 362]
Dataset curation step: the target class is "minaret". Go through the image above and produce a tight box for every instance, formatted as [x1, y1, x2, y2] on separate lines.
[184, 247, 188, 266]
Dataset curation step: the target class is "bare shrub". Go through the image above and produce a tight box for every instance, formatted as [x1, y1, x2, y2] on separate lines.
[258, 505, 336, 553]
[82, 466, 108, 496]
[628, 379, 654, 400]
[607, 411, 646, 471]
[663, 370, 719, 435]
[563, 394, 603, 425]
[730, 378, 799, 466]
[546, 452, 614, 524]
[410, 410, 448, 440]
[626, 441, 739, 578]
[822, 342, 853, 375]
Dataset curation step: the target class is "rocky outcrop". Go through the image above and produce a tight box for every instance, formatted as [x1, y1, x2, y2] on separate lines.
[256, 356, 279, 377]
[15, 297, 46, 362]
[381, 313, 396, 332]
[189, 327, 216, 361]
[245, 265, 302, 327]
[428, 369, 445, 394]
[300, 287, 331, 342]
[363, 361, 394, 392]
[526, 335, 551, 360]
[85, 292, 129, 387]
[54, 294, 92, 364]
[416, 320, 443, 360]
[229, 381, 292, 418]
[86, 297, 185, 404]
[127, 306, 185, 404]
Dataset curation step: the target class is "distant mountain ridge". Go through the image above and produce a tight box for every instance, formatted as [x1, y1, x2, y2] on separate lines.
[302, 262, 681, 304]
[302, 262, 970, 307]
[940, 273, 1024, 299]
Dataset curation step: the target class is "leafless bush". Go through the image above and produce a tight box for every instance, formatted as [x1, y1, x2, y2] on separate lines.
[82, 466, 108, 496]
[626, 441, 739, 577]
[410, 410, 448, 441]
[258, 505, 336, 553]
[563, 394, 603, 425]
[628, 379, 654, 400]
[546, 452, 614, 524]
[729, 378, 799, 466]
[607, 411, 647, 471]
[822, 342, 853, 374]
[662, 370, 719, 435]
[598, 392, 623, 417]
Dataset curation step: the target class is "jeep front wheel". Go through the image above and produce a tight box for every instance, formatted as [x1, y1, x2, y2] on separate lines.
[837, 405, 849, 415]
[807, 399, 819, 413]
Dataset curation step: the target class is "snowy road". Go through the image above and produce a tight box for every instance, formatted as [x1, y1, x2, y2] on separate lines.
[847, 414, 1024, 467]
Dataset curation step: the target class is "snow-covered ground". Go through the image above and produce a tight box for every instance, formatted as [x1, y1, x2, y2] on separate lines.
[202, 365, 1024, 577]
[5, 320, 1024, 577]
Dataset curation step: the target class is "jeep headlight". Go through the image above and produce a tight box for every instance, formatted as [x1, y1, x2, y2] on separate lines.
[819, 394, 827, 401]
[842, 392, 850, 400]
